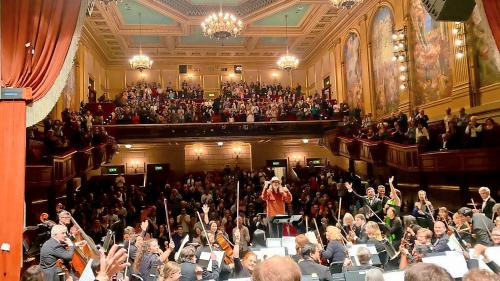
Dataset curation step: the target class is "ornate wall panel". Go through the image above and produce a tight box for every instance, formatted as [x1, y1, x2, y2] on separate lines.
[409, 0, 453, 106]
[371, 6, 399, 116]
[343, 32, 364, 109]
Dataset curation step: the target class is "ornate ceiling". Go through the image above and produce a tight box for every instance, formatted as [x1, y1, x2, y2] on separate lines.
[82, 0, 366, 66]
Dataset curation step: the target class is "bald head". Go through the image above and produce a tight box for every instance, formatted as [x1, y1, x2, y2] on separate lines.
[253, 256, 301, 281]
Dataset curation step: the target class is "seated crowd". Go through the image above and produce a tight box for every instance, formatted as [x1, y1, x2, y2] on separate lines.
[342, 107, 499, 151]
[27, 162, 500, 281]
[26, 105, 117, 163]
[98, 80, 353, 124]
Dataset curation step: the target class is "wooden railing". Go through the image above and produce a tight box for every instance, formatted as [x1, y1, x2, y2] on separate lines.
[336, 136, 360, 159]
[384, 141, 420, 172]
[420, 148, 500, 172]
[334, 136, 500, 173]
[76, 146, 94, 173]
[358, 139, 385, 164]
[52, 150, 77, 185]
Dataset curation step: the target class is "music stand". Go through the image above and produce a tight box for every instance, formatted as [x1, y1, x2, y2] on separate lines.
[270, 215, 301, 238]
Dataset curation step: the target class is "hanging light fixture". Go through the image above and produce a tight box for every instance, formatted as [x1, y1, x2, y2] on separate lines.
[100, 0, 122, 5]
[201, 1, 243, 40]
[277, 15, 299, 71]
[129, 12, 153, 72]
[330, 0, 364, 9]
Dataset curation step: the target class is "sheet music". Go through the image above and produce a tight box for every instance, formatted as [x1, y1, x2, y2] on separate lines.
[281, 236, 296, 255]
[266, 238, 282, 248]
[79, 259, 95, 281]
[422, 251, 468, 278]
[199, 251, 224, 271]
[348, 244, 377, 266]
[383, 271, 405, 281]
[468, 246, 500, 273]
[254, 247, 286, 261]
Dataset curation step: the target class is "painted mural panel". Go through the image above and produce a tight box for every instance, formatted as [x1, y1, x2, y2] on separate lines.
[344, 32, 363, 109]
[410, 0, 452, 106]
[467, 0, 500, 87]
[371, 6, 399, 116]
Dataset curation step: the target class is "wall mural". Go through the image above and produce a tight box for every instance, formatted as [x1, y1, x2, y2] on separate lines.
[371, 6, 399, 117]
[344, 32, 364, 109]
[467, 0, 500, 87]
[409, 0, 452, 106]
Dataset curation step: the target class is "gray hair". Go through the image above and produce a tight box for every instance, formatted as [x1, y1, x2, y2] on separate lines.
[179, 246, 196, 263]
[479, 187, 490, 194]
[58, 210, 71, 220]
[51, 225, 67, 237]
[356, 246, 372, 265]
[365, 268, 384, 281]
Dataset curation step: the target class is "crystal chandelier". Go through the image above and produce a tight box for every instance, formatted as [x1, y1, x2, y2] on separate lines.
[100, 0, 122, 5]
[277, 15, 299, 71]
[330, 0, 364, 9]
[201, 3, 243, 40]
[129, 13, 152, 72]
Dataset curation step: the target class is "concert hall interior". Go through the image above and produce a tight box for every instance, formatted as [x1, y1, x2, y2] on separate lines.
[1, 0, 500, 280]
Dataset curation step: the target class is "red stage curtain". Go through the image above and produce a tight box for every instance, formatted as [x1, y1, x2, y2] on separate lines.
[483, 0, 500, 49]
[1, 0, 81, 101]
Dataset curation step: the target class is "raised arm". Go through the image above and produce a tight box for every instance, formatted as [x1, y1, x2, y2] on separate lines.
[202, 204, 210, 225]
[345, 182, 364, 201]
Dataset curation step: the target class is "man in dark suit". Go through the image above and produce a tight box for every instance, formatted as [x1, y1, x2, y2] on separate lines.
[479, 187, 496, 219]
[459, 207, 494, 246]
[298, 243, 333, 281]
[375, 185, 390, 209]
[39, 224, 83, 281]
[179, 246, 219, 281]
[343, 246, 379, 272]
[353, 214, 369, 244]
[346, 183, 383, 222]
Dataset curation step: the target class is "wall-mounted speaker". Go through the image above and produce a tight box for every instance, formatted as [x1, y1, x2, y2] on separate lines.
[421, 0, 475, 21]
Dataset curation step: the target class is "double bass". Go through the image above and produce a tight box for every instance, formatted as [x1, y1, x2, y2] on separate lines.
[68, 215, 100, 276]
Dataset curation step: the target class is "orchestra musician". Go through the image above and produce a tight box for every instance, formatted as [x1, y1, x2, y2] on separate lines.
[345, 183, 383, 222]
[384, 207, 403, 249]
[384, 176, 402, 215]
[57, 211, 78, 238]
[352, 214, 369, 244]
[321, 226, 347, 263]
[432, 221, 451, 253]
[232, 229, 257, 278]
[261, 176, 293, 238]
[412, 190, 434, 228]
[179, 246, 219, 281]
[478, 187, 496, 219]
[297, 243, 333, 281]
[458, 207, 494, 246]
[39, 225, 85, 281]
[138, 239, 174, 281]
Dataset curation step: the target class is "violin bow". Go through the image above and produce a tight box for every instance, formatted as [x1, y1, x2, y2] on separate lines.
[163, 199, 173, 242]
[197, 211, 213, 252]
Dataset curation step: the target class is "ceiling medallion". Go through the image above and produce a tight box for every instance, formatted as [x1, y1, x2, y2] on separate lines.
[201, 3, 243, 40]
[129, 13, 152, 72]
[330, 0, 363, 9]
[277, 15, 299, 71]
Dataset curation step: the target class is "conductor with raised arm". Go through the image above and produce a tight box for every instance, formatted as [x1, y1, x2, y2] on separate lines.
[260, 176, 293, 238]
[345, 182, 383, 222]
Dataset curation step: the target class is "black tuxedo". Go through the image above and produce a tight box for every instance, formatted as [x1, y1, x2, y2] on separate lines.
[298, 258, 333, 281]
[349, 190, 383, 221]
[482, 197, 496, 219]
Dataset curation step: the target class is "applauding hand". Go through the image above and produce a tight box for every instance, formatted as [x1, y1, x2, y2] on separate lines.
[202, 204, 209, 214]
[345, 182, 353, 192]
[389, 176, 394, 184]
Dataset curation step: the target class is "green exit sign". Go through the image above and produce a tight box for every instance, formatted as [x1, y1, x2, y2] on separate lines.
[208, 93, 215, 97]
[272, 161, 280, 166]
[154, 166, 163, 171]
[108, 167, 118, 173]
[312, 160, 321, 165]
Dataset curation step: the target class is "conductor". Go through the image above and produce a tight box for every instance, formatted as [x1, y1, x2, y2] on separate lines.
[260, 176, 293, 238]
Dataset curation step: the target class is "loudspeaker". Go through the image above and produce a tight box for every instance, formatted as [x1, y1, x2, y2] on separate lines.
[420, 0, 476, 21]
[179, 64, 187, 74]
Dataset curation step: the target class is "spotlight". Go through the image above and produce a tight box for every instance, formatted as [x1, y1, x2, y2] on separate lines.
[124, 144, 132, 149]
[399, 65, 407, 72]
[398, 55, 405, 62]
[392, 33, 398, 40]
[456, 50, 465, 59]
[392, 56, 398, 62]
[400, 83, 407, 90]
[399, 74, 407, 81]
[455, 39, 463, 46]
[217, 142, 224, 146]
[302, 139, 309, 144]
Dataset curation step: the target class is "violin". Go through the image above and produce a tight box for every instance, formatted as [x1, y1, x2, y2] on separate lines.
[215, 232, 234, 265]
